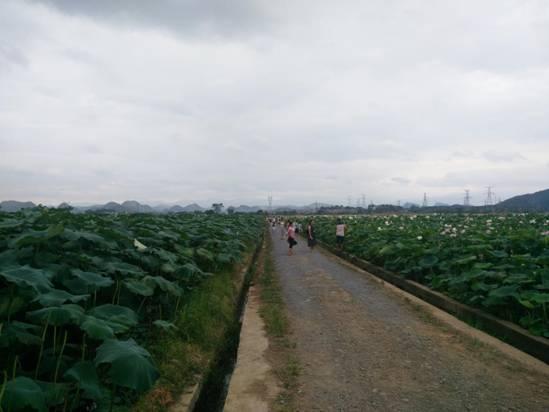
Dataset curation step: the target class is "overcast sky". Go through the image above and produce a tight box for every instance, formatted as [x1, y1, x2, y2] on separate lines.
[1, 0, 548, 207]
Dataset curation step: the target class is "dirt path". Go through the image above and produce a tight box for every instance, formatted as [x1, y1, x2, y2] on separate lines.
[271, 231, 549, 412]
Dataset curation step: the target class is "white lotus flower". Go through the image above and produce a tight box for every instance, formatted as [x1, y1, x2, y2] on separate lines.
[417, 235, 423, 240]
[134, 239, 147, 251]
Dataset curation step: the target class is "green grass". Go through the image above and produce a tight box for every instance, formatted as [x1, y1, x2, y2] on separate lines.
[130, 261, 249, 412]
[259, 251, 289, 338]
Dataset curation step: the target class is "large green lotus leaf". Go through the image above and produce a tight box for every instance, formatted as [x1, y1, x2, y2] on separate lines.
[62, 229, 110, 246]
[154, 248, 177, 263]
[123, 278, 154, 297]
[531, 293, 549, 304]
[33, 289, 89, 307]
[1, 376, 47, 412]
[0, 265, 53, 292]
[452, 255, 477, 266]
[27, 304, 85, 326]
[489, 250, 508, 258]
[0, 321, 41, 347]
[13, 224, 64, 248]
[173, 245, 194, 258]
[0, 249, 19, 267]
[488, 285, 520, 298]
[71, 269, 114, 291]
[88, 304, 138, 332]
[0, 218, 23, 229]
[103, 261, 145, 277]
[160, 262, 176, 274]
[95, 338, 159, 392]
[195, 247, 214, 262]
[64, 361, 106, 401]
[504, 273, 535, 285]
[61, 277, 89, 294]
[35, 381, 69, 407]
[80, 316, 115, 340]
[0, 289, 31, 319]
[143, 275, 182, 296]
[178, 262, 204, 277]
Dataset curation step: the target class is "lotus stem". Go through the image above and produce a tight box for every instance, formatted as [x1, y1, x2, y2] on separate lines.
[93, 290, 97, 307]
[6, 286, 14, 323]
[0, 370, 7, 412]
[112, 279, 120, 304]
[81, 334, 86, 361]
[109, 382, 115, 412]
[173, 295, 182, 321]
[35, 319, 49, 379]
[137, 297, 147, 314]
[53, 325, 57, 356]
[68, 384, 80, 412]
[54, 330, 68, 383]
[11, 356, 18, 380]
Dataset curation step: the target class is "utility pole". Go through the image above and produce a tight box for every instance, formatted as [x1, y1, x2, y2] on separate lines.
[485, 186, 493, 206]
[464, 189, 471, 206]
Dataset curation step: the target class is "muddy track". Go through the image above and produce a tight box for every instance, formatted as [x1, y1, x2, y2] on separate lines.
[271, 231, 549, 412]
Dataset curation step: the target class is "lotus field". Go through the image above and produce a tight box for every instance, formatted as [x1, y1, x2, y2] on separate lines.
[311, 214, 549, 337]
[0, 208, 262, 411]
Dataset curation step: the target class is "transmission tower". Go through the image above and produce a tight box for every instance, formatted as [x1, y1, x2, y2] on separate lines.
[422, 193, 428, 208]
[485, 186, 494, 206]
[361, 194, 366, 208]
[464, 189, 471, 206]
[267, 195, 272, 214]
[347, 196, 352, 207]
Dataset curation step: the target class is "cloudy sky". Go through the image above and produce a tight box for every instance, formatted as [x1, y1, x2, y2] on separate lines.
[1, 0, 548, 207]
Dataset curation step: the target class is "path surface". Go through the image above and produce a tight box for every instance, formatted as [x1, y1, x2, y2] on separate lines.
[271, 231, 549, 412]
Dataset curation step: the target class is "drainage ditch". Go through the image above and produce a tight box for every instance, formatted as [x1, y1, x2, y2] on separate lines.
[193, 238, 262, 411]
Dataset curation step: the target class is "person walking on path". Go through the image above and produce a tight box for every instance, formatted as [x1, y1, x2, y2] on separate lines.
[336, 218, 346, 250]
[279, 220, 286, 240]
[307, 219, 316, 252]
[287, 220, 297, 255]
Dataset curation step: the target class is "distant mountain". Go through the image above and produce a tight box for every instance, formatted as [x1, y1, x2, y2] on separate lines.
[497, 188, 549, 212]
[121, 200, 154, 213]
[0, 200, 36, 212]
[167, 203, 205, 213]
[73, 201, 153, 213]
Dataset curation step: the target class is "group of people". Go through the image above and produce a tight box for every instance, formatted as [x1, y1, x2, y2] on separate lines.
[269, 217, 347, 256]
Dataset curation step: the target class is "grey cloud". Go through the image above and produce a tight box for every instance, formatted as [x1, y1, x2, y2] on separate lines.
[481, 152, 526, 163]
[29, 0, 273, 38]
[0, 44, 29, 68]
[391, 177, 411, 185]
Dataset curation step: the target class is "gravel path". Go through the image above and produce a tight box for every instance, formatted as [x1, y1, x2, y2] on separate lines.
[271, 231, 549, 412]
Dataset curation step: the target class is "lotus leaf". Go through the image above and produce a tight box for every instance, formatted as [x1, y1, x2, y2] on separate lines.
[95, 339, 159, 392]
[1, 377, 47, 412]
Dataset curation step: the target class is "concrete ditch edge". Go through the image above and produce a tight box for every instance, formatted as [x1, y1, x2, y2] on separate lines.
[319, 241, 549, 365]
